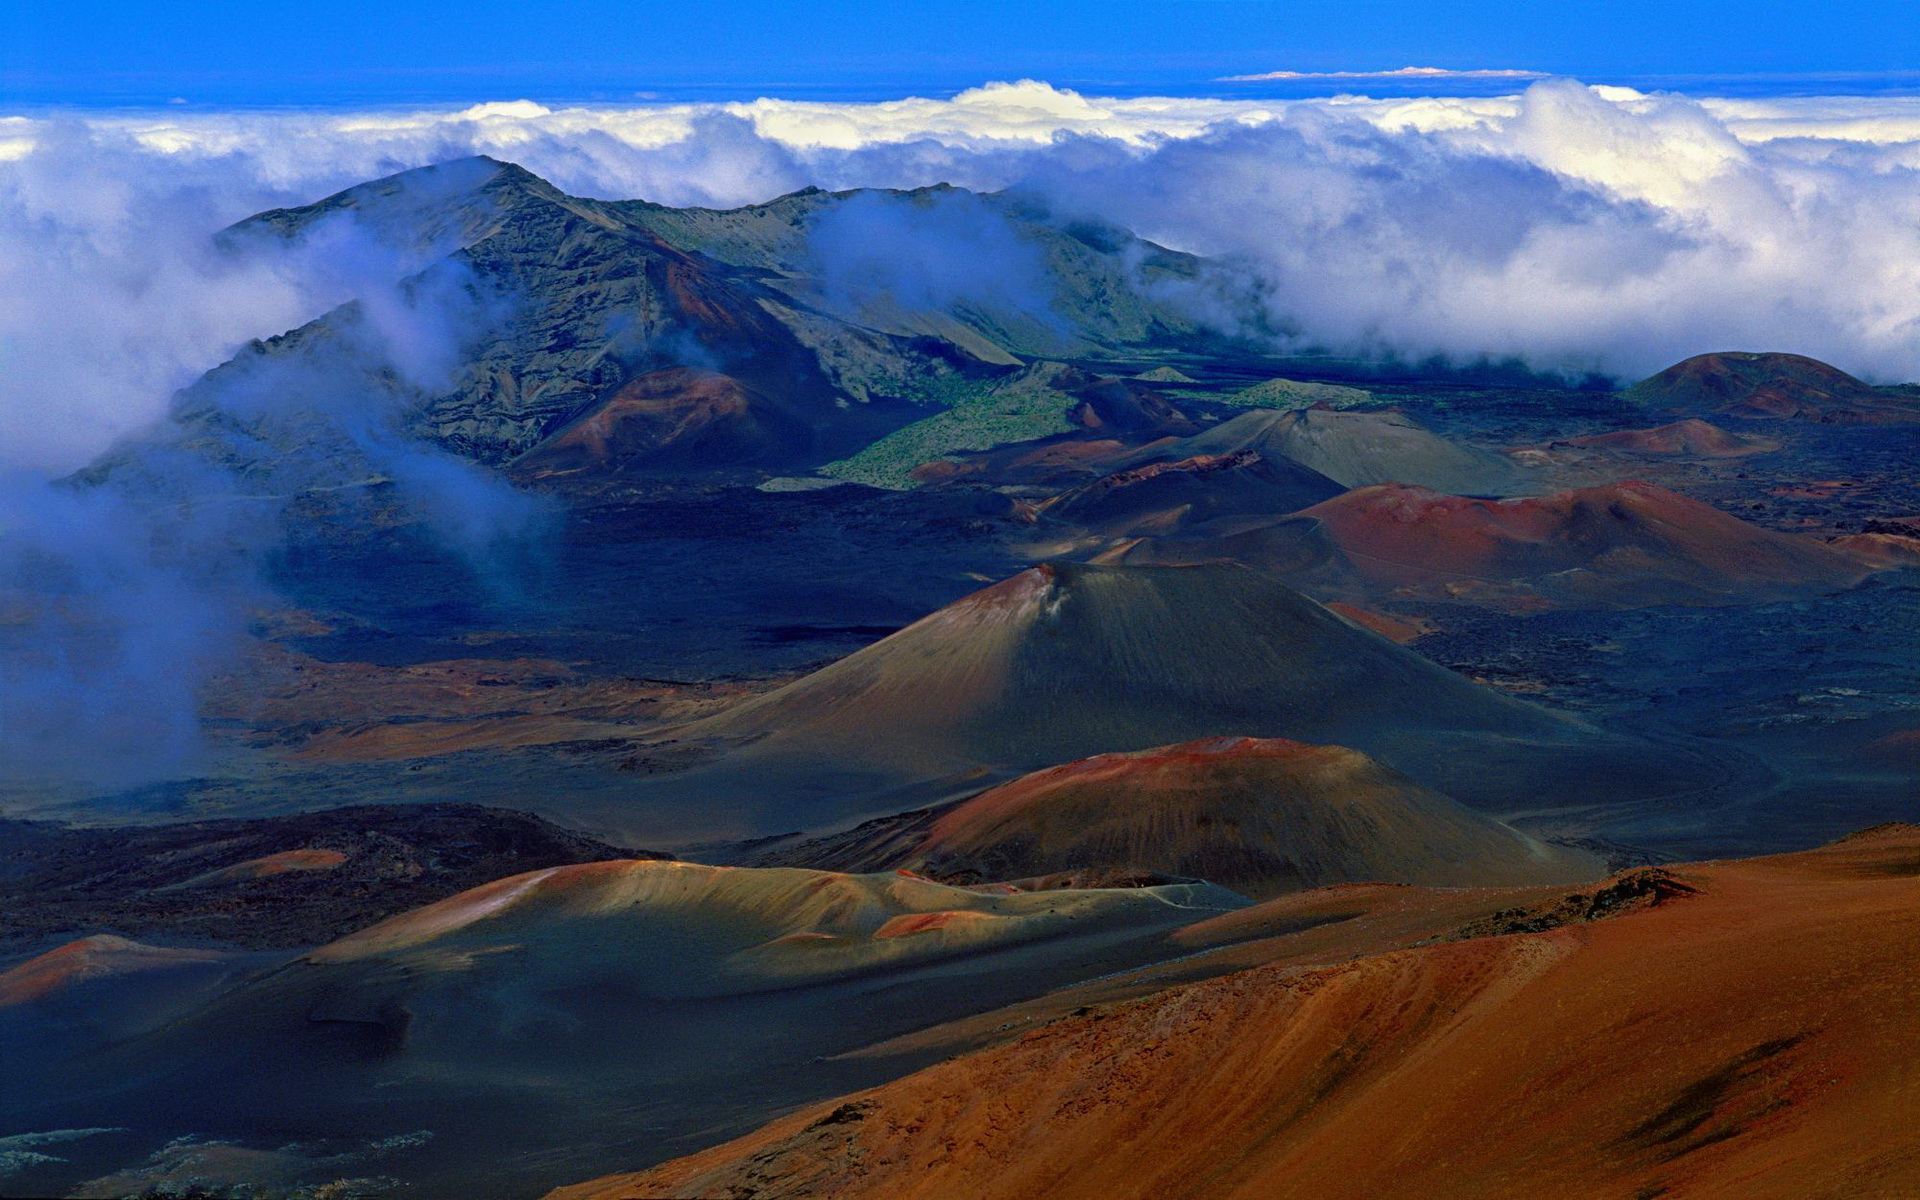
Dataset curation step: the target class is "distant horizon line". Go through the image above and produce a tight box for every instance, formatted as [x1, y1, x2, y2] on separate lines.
[7, 68, 1920, 111]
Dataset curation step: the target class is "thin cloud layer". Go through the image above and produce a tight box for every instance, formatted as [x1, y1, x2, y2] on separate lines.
[4, 77, 1920, 478]
[1220, 66, 1547, 82]
[3, 76, 1917, 786]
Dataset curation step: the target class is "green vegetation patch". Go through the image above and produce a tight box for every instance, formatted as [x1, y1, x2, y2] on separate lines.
[1133, 366, 1199, 384]
[821, 363, 1081, 489]
[1222, 377, 1373, 411]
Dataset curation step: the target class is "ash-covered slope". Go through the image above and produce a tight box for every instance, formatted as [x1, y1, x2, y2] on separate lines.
[664, 561, 1699, 824]
[2, 862, 1240, 1199]
[307, 859, 1240, 994]
[571, 827, 1920, 1200]
[0, 935, 262, 1073]
[1036, 450, 1342, 537]
[685, 562, 1564, 765]
[876, 737, 1601, 898]
[1164, 406, 1526, 495]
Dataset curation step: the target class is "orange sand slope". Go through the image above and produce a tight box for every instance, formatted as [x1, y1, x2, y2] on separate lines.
[0, 935, 232, 1007]
[561, 825, 1920, 1200]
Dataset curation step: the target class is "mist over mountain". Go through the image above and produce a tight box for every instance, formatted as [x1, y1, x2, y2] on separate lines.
[0, 154, 1216, 781]
[8, 80, 1920, 478]
[2, 82, 1919, 482]
[3, 60, 1920, 1200]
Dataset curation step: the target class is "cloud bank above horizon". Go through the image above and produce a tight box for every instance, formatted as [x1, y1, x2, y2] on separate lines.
[1218, 66, 1548, 82]
[6, 77, 1920, 473]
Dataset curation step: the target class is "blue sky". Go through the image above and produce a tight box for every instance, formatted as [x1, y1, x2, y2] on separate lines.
[4, 0, 1917, 106]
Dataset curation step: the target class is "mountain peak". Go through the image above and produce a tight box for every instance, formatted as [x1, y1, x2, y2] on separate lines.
[221, 154, 572, 251]
[663, 559, 1680, 827]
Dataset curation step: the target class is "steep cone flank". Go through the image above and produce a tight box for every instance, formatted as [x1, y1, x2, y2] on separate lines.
[1556, 418, 1777, 458]
[1295, 480, 1872, 606]
[894, 737, 1600, 898]
[676, 562, 1681, 818]
[561, 829, 1920, 1200]
[1623, 351, 1916, 423]
[690, 562, 1563, 763]
[1036, 450, 1342, 536]
[1171, 406, 1524, 495]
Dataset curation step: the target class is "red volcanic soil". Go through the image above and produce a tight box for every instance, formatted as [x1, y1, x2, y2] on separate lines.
[871, 910, 997, 939]
[1294, 479, 1875, 607]
[911, 375, 1197, 486]
[169, 848, 350, 888]
[891, 736, 1598, 898]
[1555, 417, 1779, 458]
[1036, 449, 1341, 536]
[201, 644, 751, 764]
[513, 367, 810, 474]
[1829, 518, 1920, 569]
[1623, 351, 1919, 423]
[557, 826, 1920, 1200]
[1324, 602, 1431, 644]
[910, 437, 1136, 487]
[0, 935, 228, 1007]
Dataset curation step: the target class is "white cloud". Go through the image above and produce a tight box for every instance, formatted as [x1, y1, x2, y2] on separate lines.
[1219, 66, 1547, 83]
[6, 77, 1920, 784]
[5, 78, 1920, 478]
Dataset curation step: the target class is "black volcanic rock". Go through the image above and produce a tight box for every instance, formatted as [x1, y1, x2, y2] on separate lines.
[0, 803, 654, 953]
[1038, 448, 1342, 536]
[1065, 375, 1199, 436]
